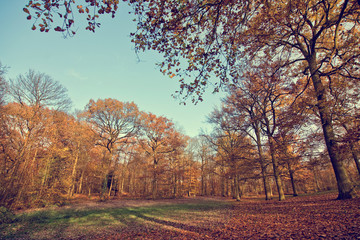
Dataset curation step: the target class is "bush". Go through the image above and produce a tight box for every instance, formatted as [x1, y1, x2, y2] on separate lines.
[0, 206, 15, 224]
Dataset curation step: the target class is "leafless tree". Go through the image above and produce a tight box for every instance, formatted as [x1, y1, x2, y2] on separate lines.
[8, 69, 72, 111]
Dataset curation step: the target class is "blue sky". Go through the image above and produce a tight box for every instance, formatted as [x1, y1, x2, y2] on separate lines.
[0, 1, 225, 137]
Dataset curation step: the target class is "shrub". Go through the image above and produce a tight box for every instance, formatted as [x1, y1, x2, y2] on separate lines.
[0, 206, 15, 224]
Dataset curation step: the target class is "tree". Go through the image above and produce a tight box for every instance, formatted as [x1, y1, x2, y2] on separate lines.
[225, 82, 274, 200]
[82, 98, 142, 197]
[224, 61, 294, 201]
[8, 69, 72, 111]
[192, 136, 214, 196]
[207, 107, 256, 200]
[83, 99, 141, 153]
[325, 74, 360, 176]
[1, 69, 73, 207]
[25, 0, 360, 199]
[0, 103, 62, 207]
[129, 0, 360, 199]
[139, 113, 187, 198]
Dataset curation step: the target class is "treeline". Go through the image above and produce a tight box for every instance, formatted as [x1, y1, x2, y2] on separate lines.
[0, 69, 199, 209]
[204, 62, 360, 201]
[0, 66, 359, 210]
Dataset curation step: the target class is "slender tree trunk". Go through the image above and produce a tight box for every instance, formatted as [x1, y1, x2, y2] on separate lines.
[309, 62, 356, 199]
[127, 171, 132, 196]
[201, 172, 205, 195]
[268, 136, 285, 201]
[39, 157, 52, 198]
[29, 148, 38, 187]
[201, 156, 205, 196]
[119, 172, 125, 195]
[19, 147, 40, 202]
[78, 169, 85, 194]
[268, 178, 273, 196]
[226, 177, 230, 197]
[233, 175, 241, 201]
[173, 173, 177, 198]
[152, 159, 158, 199]
[220, 164, 226, 197]
[349, 142, 360, 176]
[343, 125, 360, 176]
[108, 176, 114, 197]
[287, 164, 298, 197]
[285, 148, 298, 197]
[68, 141, 80, 198]
[254, 126, 272, 200]
[313, 166, 321, 192]
[204, 158, 208, 196]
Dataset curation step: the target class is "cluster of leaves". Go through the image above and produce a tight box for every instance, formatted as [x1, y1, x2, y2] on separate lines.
[24, 0, 119, 36]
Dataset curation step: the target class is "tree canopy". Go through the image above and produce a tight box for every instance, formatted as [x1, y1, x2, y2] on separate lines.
[23, 0, 360, 199]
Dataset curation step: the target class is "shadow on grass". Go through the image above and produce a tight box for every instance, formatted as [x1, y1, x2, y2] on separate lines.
[0, 200, 230, 239]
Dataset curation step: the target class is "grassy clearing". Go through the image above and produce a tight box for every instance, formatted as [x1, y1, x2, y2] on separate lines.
[0, 199, 231, 239]
[1, 193, 359, 239]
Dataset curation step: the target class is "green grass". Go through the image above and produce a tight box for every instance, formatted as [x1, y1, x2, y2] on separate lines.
[0, 200, 230, 239]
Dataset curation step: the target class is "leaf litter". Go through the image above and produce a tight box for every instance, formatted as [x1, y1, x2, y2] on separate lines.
[1, 193, 359, 239]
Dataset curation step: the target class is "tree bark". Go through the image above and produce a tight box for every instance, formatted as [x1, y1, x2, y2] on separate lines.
[343, 124, 360, 176]
[233, 175, 241, 201]
[268, 136, 285, 201]
[285, 148, 298, 197]
[288, 166, 298, 197]
[78, 169, 85, 194]
[309, 61, 357, 199]
[254, 125, 273, 200]
[108, 176, 114, 197]
[68, 141, 80, 198]
[349, 142, 360, 176]
[152, 160, 158, 199]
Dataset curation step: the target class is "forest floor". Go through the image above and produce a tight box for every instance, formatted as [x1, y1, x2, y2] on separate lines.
[1, 192, 360, 239]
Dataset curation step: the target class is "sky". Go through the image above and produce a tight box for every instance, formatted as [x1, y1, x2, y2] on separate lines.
[0, 1, 226, 137]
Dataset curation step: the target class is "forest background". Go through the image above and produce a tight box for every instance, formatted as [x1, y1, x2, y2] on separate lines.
[0, 0, 360, 210]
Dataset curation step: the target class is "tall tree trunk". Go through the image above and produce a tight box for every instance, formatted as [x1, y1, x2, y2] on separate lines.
[343, 124, 360, 176]
[268, 136, 285, 201]
[309, 62, 356, 199]
[220, 164, 226, 197]
[173, 173, 177, 198]
[233, 175, 241, 201]
[285, 148, 298, 197]
[349, 142, 360, 176]
[201, 156, 205, 196]
[68, 141, 80, 198]
[255, 125, 272, 200]
[108, 176, 114, 197]
[287, 163, 298, 197]
[313, 166, 321, 192]
[152, 159, 158, 199]
[78, 168, 85, 194]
